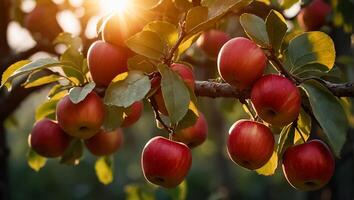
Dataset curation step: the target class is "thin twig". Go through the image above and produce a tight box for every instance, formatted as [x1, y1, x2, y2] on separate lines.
[148, 97, 173, 134]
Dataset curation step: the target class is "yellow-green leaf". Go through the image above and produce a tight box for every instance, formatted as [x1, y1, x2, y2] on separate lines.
[27, 148, 47, 172]
[143, 21, 178, 48]
[240, 13, 269, 47]
[95, 156, 114, 185]
[256, 151, 278, 176]
[186, 6, 209, 32]
[1, 60, 30, 90]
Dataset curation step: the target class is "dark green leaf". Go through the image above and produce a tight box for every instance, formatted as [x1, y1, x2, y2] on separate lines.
[102, 105, 125, 131]
[60, 139, 84, 165]
[300, 80, 348, 156]
[186, 6, 209, 32]
[127, 55, 156, 73]
[240, 13, 269, 47]
[277, 124, 295, 158]
[69, 82, 96, 104]
[104, 71, 151, 108]
[158, 64, 190, 124]
[265, 10, 287, 53]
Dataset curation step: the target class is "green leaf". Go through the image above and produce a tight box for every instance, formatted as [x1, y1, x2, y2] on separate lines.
[300, 80, 348, 156]
[35, 98, 60, 121]
[168, 180, 187, 200]
[102, 105, 125, 131]
[53, 32, 82, 50]
[256, 151, 278, 176]
[69, 82, 96, 104]
[294, 109, 311, 144]
[104, 71, 151, 108]
[240, 13, 270, 47]
[280, 0, 300, 9]
[60, 47, 85, 84]
[27, 148, 47, 172]
[48, 84, 69, 99]
[127, 55, 156, 73]
[1, 60, 31, 90]
[22, 70, 61, 88]
[158, 64, 190, 124]
[285, 32, 336, 71]
[186, 6, 209, 32]
[126, 30, 167, 60]
[292, 63, 329, 78]
[265, 10, 287, 53]
[95, 156, 114, 185]
[125, 184, 155, 200]
[60, 139, 83, 165]
[143, 21, 178, 48]
[176, 88, 199, 130]
[277, 124, 295, 158]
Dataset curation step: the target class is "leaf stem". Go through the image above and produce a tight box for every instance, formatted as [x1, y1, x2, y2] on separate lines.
[148, 97, 173, 134]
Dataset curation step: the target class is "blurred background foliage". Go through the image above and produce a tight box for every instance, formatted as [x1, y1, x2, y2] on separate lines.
[0, 0, 353, 199]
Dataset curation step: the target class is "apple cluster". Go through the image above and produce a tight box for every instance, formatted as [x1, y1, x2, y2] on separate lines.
[215, 36, 335, 191]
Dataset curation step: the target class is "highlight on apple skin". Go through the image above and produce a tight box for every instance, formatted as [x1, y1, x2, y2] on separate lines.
[56, 92, 105, 139]
[297, 0, 332, 31]
[84, 129, 124, 156]
[121, 101, 144, 127]
[217, 37, 267, 90]
[282, 139, 335, 191]
[196, 30, 231, 59]
[87, 40, 129, 86]
[173, 112, 208, 148]
[141, 136, 192, 188]
[30, 119, 71, 157]
[227, 120, 275, 170]
[251, 74, 301, 127]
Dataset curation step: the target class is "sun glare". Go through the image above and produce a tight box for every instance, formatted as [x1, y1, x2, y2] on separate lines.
[99, 0, 132, 14]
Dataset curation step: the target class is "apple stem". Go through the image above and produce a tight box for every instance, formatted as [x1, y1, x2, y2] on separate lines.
[148, 97, 173, 134]
[240, 98, 258, 121]
[294, 124, 307, 143]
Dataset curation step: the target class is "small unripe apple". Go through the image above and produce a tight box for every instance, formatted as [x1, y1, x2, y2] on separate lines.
[251, 74, 301, 127]
[154, 63, 195, 115]
[30, 119, 71, 157]
[173, 112, 208, 148]
[282, 139, 335, 191]
[56, 92, 105, 139]
[24, 2, 62, 42]
[196, 30, 231, 59]
[121, 101, 144, 127]
[227, 120, 274, 170]
[217, 37, 267, 89]
[84, 129, 123, 156]
[102, 9, 149, 47]
[141, 136, 192, 188]
[297, 0, 332, 31]
[87, 40, 129, 86]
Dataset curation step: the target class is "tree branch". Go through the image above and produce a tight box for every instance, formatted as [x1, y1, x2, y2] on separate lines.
[195, 81, 250, 98]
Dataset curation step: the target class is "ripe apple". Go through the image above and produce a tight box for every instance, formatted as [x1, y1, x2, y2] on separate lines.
[251, 74, 301, 127]
[282, 139, 335, 191]
[217, 37, 267, 89]
[56, 92, 105, 139]
[153, 63, 195, 115]
[196, 29, 231, 59]
[30, 119, 71, 157]
[227, 120, 274, 170]
[141, 136, 192, 188]
[87, 40, 129, 86]
[297, 0, 332, 31]
[24, 2, 62, 42]
[84, 129, 124, 156]
[121, 101, 144, 127]
[172, 112, 208, 148]
[102, 7, 152, 47]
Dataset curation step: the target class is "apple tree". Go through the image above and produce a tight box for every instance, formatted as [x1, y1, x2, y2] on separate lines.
[0, 0, 354, 199]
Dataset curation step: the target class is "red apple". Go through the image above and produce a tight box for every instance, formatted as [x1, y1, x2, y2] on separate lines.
[173, 112, 208, 148]
[30, 119, 71, 157]
[87, 40, 129, 86]
[227, 120, 274, 170]
[217, 37, 267, 89]
[282, 139, 335, 191]
[121, 101, 144, 127]
[196, 30, 231, 59]
[297, 0, 332, 31]
[141, 136, 192, 188]
[251, 74, 301, 127]
[56, 92, 105, 139]
[102, 8, 151, 47]
[153, 63, 195, 115]
[24, 2, 62, 42]
[84, 129, 124, 156]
